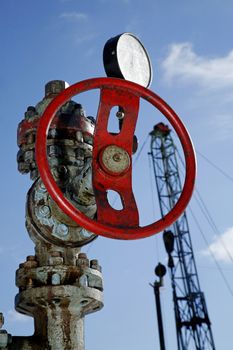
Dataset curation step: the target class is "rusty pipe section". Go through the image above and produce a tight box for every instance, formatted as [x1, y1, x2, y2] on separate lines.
[17, 80, 97, 248]
[6, 253, 103, 350]
[0, 81, 104, 350]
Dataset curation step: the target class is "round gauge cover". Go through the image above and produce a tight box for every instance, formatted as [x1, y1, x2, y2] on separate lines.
[103, 33, 153, 88]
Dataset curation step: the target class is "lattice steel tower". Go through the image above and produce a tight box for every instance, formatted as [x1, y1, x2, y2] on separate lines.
[149, 123, 215, 350]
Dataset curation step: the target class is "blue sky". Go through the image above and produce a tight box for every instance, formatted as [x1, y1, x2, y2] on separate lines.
[1, 0, 233, 349]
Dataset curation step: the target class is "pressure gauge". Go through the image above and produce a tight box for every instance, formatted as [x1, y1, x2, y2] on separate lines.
[103, 33, 153, 88]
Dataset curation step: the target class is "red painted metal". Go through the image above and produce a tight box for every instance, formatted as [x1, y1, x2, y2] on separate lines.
[17, 113, 94, 146]
[92, 86, 139, 228]
[35, 77, 196, 240]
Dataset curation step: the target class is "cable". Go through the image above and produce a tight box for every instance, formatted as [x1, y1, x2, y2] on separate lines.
[177, 150, 233, 264]
[188, 206, 233, 299]
[197, 150, 233, 184]
[133, 134, 149, 166]
[194, 189, 233, 264]
[175, 149, 233, 297]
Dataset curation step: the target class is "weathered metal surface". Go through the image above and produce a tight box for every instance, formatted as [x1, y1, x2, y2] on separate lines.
[26, 177, 96, 248]
[7, 252, 103, 350]
[99, 144, 131, 175]
[92, 85, 139, 229]
[17, 80, 97, 248]
[5, 242, 103, 350]
[0, 314, 4, 330]
[0, 80, 105, 349]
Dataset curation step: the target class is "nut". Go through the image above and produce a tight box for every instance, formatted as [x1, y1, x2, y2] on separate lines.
[90, 259, 102, 272]
[52, 273, 61, 285]
[27, 278, 34, 288]
[55, 224, 69, 237]
[23, 256, 38, 269]
[50, 251, 62, 257]
[79, 274, 88, 287]
[26, 255, 36, 261]
[48, 256, 64, 266]
[39, 205, 51, 218]
[100, 145, 130, 175]
[0, 330, 8, 348]
[76, 253, 89, 268]
[0, 313, 4, 329]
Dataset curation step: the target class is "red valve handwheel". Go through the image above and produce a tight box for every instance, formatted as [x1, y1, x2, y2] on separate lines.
[35, 77, 196, 240]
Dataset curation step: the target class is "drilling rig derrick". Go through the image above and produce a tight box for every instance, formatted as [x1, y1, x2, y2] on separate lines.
[149, 123, 215, 350]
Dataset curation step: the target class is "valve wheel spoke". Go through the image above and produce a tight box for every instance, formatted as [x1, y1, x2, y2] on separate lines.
[92, 86, 140, 228]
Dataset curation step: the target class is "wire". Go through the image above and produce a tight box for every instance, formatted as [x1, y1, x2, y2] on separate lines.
[133, 134, 149, 166]
[188, 206, 233, 298]
[176, 149, 233, 297]
[197, 150, 233, 184]
[177, 150, 233, 264]
[194, 189, 233, 264]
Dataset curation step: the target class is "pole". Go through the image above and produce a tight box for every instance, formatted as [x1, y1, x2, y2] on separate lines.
[153, 281, 166, 350]
[151, 262, 167, 350]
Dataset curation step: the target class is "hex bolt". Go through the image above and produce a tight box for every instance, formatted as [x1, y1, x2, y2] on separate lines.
[0, 313, 4, 329]
[23, 256, 38, 269]
[27, 106, 36, 112]
[56, 224, 69, 237]
[39, 205, 51, 218]
[27, 133, 35, 144]
[26, 255, 36, 262]
[27, 278, 34, 288]
[52, 273, 61, 285]
[49, 128, 57, 138]
[50, 251, 62, 257]
[113, 153, 122, 162]
[39, 182, 47, 192]
[78, 253, 87, 259]
[76, 253, 89, 268]
[79, 274, 88, 287]
[57, 165, 67, 177]
[76, 131, 84, 143]
[116, 109, 125, 119]
[25, 106, 36, 119]
[7, 334, 12, 345]
[0, 330, 10, 348]
[90, 259, 102, 272]
[24, 150, 34, 163]
[80, 229, 92, 239]
[48, 255, 64, 266]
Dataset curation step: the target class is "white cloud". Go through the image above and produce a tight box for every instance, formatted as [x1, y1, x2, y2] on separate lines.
[202, 227, 233, 263]
[7, 310, 31, 323]
[59, 12, 88, 21]
[162, 43, 233, 90]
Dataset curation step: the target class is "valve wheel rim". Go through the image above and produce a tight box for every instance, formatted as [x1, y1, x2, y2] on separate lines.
[35, 77, 196, 240]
